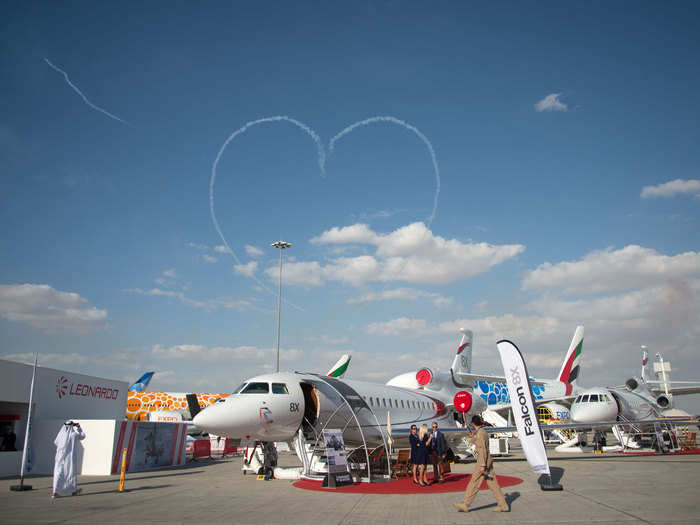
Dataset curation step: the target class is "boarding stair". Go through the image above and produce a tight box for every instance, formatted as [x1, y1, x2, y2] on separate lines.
[613, 415, 682, 452]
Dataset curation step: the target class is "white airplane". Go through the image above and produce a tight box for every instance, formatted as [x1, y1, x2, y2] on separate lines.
[570, 350, 700, 424]
[192, 369, 486, 448]
[128, 355, 353, 423]
[191, 328, 583, 449]
[385, 326, 585, 425]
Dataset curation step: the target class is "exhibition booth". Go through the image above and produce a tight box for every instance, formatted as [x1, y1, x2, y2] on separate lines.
[0, 358, 188, 478]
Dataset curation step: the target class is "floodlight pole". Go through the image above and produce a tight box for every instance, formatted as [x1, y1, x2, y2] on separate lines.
[272, 240, 291, 373]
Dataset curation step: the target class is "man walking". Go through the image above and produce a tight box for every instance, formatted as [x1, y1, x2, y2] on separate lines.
[453, 415, 508, 513]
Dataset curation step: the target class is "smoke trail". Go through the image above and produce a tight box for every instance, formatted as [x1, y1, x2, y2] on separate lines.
[210, 116, 325, 310]
[210, 115, 441, 307]
[328, 116, 440, 227]
[44, 58, 129, 126]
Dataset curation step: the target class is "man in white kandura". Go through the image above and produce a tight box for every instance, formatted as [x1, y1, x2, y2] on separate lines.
[52, 421, 85, 498]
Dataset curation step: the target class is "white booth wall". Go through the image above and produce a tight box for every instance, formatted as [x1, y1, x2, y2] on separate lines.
[0, 358, 128, 478]
[30, 419, 118, 475]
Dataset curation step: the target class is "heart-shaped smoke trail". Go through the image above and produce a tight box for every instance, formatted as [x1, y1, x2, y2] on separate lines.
[209, 115, 441, 304]
[328, 116, 441, 227]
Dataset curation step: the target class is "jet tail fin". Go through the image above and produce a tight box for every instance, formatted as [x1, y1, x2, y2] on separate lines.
[186, 393, 202, 419]
[327, 354, 351, 378]
[451, 329, 473, 375]
[641, 346, 649, 382]
[557, 326, 584, 385]
[128, 371, 155, 392]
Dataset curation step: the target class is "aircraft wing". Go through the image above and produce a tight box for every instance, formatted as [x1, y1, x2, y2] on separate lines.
[452, 371, 548, 388]
[644, 381, 700, 396]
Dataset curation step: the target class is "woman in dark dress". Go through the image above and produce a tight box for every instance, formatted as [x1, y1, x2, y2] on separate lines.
[409, 425, 420, 484]
[418, 424, 432, 486]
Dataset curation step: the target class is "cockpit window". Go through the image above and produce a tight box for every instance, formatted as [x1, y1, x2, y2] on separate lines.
[272, 383, 289, 394]
[241, 382, 269, 394]
[581, 395, 590, 403]
[590, 394, 599, 402]
[232, 383, 247, 395]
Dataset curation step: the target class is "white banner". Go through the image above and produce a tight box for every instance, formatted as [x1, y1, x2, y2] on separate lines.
[496, 340, 550, 476]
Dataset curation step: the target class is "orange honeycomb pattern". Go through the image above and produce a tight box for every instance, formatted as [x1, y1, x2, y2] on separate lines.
[125, 392, 230, 420]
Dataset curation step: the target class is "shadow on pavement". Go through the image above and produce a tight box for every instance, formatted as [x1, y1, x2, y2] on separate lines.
[537, 466, 565, 486]
[73, 484, 172, 497]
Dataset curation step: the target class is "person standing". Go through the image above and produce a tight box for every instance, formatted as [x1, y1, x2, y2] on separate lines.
[453, 415, 508, 513]
[417, 424, 431, 486]
[429, 422, 447, 483]
[52, 421, 85, 498]
[1, 424, 17, 451]
[408, 425, 420, 485]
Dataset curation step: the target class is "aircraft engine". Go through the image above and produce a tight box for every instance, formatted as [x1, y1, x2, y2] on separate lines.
[625, 378, 640, 391]
[655, 394, 673, 408]
[624, 377, 666, 406]
[416, 368, 433, 386]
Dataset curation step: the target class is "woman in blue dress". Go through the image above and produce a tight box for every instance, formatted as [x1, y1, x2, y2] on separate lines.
[417, 424, 432, 486]
[409, 425, 421, 484]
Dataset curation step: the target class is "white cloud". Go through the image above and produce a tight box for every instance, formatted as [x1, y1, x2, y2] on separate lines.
[365, 314, 559, 341]
[3, 352, 92, 367]
[276, 222, 524, 287]
[0, 284, 107, 333]
[365, 317, 433, 337]
[124, 287, 264, 313]
[245, 245, 264, 257]
[202, 254, 218, 263]
[522, 245, 700, 294]
[2, 349, 143, 382]
[530, 280, 700, 326]
[348, 287, 453, 308]
[152, 343, 302, 363]
[535, 93, 568, 112]
[312, 223, 378, 245]
[214, 245, 229, 254]
[162, 268, 177, 279]
[641, 179, 700, 199]
[234, 261, 258, 277]
[125, 288, 207, 309]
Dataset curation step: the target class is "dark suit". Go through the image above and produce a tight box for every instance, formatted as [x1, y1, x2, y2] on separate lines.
[430, 430, 446, 456]
[430, 429, 447, 480]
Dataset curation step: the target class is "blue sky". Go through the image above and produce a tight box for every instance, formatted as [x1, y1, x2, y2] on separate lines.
[1, 1, 699, 411]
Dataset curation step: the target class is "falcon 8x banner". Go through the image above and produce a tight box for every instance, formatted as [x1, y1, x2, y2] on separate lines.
[496, 339, 551, 476]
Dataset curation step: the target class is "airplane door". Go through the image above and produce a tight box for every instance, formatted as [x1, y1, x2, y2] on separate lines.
[301, 382, 319, 428]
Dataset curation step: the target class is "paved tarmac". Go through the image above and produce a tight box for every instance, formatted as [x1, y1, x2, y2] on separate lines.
[2, 449, 699, 525]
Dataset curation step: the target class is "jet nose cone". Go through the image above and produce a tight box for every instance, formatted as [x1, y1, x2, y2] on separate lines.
[192, 406, 220, 434]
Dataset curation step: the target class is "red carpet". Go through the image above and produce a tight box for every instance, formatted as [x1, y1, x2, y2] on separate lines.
[293, 473, 523, 494]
